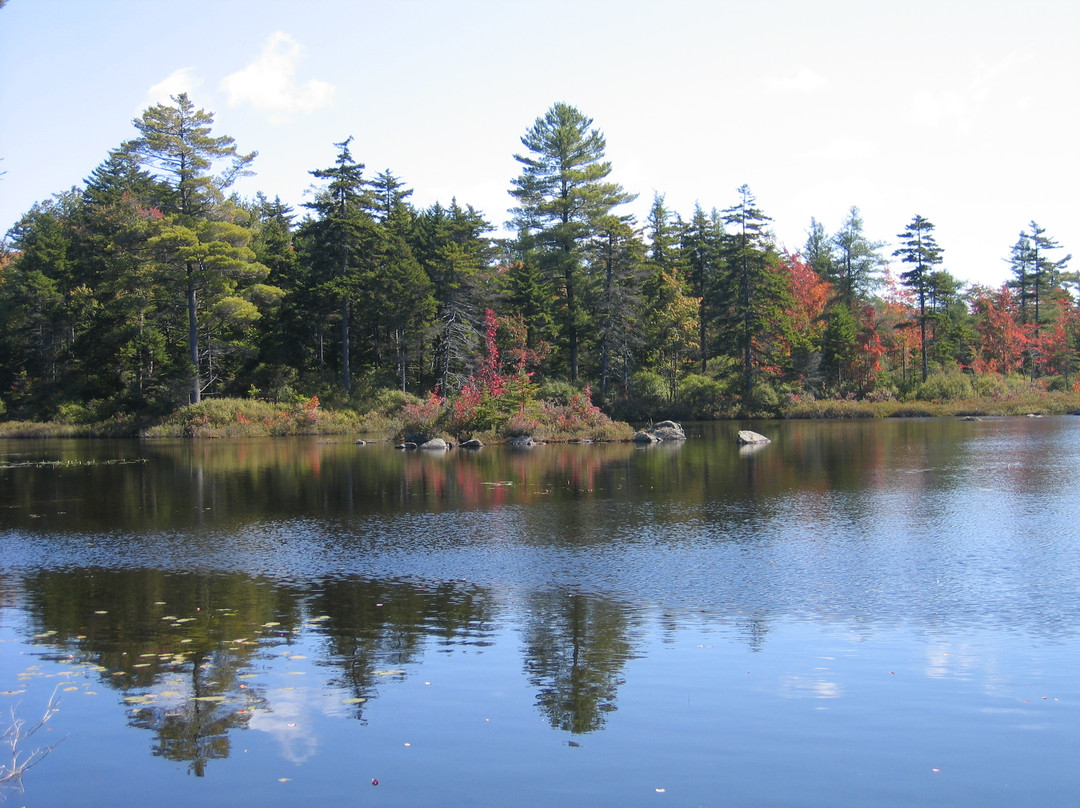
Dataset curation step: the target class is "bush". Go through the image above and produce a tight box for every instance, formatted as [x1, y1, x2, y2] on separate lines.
[748, 382, 781, 416]
[915, 371, 974, 401]
[678, 374, 728, 419]
[535, 378, 580, 406]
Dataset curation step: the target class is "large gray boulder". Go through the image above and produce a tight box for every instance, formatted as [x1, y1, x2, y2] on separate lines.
[736, 430, 771, 445]
[419, 437, 450, 451]
[634, 420, 686, 443]
[650, 420, 686, 441]
[508, 435, 536, 448]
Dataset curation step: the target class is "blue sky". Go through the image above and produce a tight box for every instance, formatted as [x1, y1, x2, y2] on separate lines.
[2, 0, 1077, 287]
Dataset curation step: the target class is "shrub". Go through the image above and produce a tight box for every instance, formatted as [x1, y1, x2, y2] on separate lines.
[398, 391, 447, 440]
[915, 371, 974, 401]
[536, 378, 579, 406]
[678, 374, 728, 419]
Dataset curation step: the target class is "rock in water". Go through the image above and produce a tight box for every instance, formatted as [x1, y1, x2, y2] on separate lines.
[419, 437, 449, 451]
[737, 430, 771, 445]
[649, 420, 687, 441]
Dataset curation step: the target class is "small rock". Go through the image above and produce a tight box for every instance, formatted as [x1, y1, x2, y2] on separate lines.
[508, 435, 535, 448]
[632, 430, 661, 443]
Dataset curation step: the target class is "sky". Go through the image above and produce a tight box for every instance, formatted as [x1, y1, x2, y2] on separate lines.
[2, 0, 1078, 288]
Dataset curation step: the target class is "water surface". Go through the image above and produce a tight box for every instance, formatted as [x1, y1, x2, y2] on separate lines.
[1, 418, 1078, 806]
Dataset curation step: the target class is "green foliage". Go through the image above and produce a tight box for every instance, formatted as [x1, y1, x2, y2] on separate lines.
[915, 371, 974, 401]
[535, 378, 579, 406]
[677, 373, 729, 419]
[143, 397, 365, 438]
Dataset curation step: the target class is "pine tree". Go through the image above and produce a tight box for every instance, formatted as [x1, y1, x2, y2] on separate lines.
[302, 137, 371, 394]
[509, 102, 635, 381]
[122, 93, 258, 403]
[718, 185, 786, 403]
[832, 206, 883, 306]
[893, 215, 944, 383]
[680, 204, 723, 373]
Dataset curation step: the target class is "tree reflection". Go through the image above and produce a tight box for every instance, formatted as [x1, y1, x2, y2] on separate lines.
[310, 577, 497, 720]
[19, 569, 302, 775]
[522, 591, 637, 734]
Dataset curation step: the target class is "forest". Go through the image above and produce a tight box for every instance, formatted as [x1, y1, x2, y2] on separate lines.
[1, 96, 1077, 435]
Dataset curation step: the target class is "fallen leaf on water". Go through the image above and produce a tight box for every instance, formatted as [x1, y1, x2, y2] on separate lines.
[342, 697, 367, 704]
[655, 788, 666, 793]
[371, 779, 379, 786]
[374, 669, 406, 676]
[278, 778, 291, 783]
[191, 695, 226, 703]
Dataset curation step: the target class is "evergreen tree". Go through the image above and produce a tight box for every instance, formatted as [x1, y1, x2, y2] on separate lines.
[1007, 232, 1034, 325]
[1026, 221, 1071, 336]
[590, 216, 645, 398]
[122, 94, 258, 403]
[893, 214, 944, 382]
[717, 185, 788, 403]
[804, 217, 837, 281]
[509, 102, 635, 381]
[832, 206, 883, 306]
[301, 137, 372, 394]
[680, 204, 723, 373]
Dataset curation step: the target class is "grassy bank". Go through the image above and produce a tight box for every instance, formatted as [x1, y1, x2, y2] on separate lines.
[778, 391, 1080, 419]
[3, 390, 1079, 441]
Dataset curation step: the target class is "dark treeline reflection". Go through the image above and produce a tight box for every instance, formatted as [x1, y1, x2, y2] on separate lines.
[10, 568, 662, 771]
[0, 419, 1024, 534]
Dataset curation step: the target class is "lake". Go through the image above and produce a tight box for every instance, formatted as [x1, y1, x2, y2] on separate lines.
[1, 418, 1078, 807]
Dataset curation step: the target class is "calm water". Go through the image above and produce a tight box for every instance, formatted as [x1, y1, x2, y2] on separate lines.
[1, 419, 1078, 806]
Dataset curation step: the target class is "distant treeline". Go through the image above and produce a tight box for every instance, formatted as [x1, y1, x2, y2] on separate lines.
[1, 96, 1076, 425]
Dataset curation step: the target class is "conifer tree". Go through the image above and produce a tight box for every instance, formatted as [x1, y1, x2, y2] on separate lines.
[894, 215, 943, 383]
[302, 137, 371, 394]
[123, 93, 258, 403]
[509, 102, 634, 381]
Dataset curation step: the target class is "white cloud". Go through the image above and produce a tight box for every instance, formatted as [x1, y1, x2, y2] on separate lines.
[220, 32, 335, 123]
[765, 67, 827, 94]
[141, 67, 202, 111]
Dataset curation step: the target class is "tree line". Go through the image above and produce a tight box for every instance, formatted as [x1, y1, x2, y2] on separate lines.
[1, 96, 1075, 423]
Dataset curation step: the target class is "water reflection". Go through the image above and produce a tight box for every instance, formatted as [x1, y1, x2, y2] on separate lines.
[3, 418, 1080, 797]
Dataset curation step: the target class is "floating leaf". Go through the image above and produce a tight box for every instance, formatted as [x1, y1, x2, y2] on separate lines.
[191, 695, 226, 703]
[0, 690, 26, 695]
[342, 697, 367, 704]
[375, 669, 406, 677]
[124, 695, 156, 704]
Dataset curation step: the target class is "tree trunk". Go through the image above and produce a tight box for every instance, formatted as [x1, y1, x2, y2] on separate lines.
[187, 266, 200, 404]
